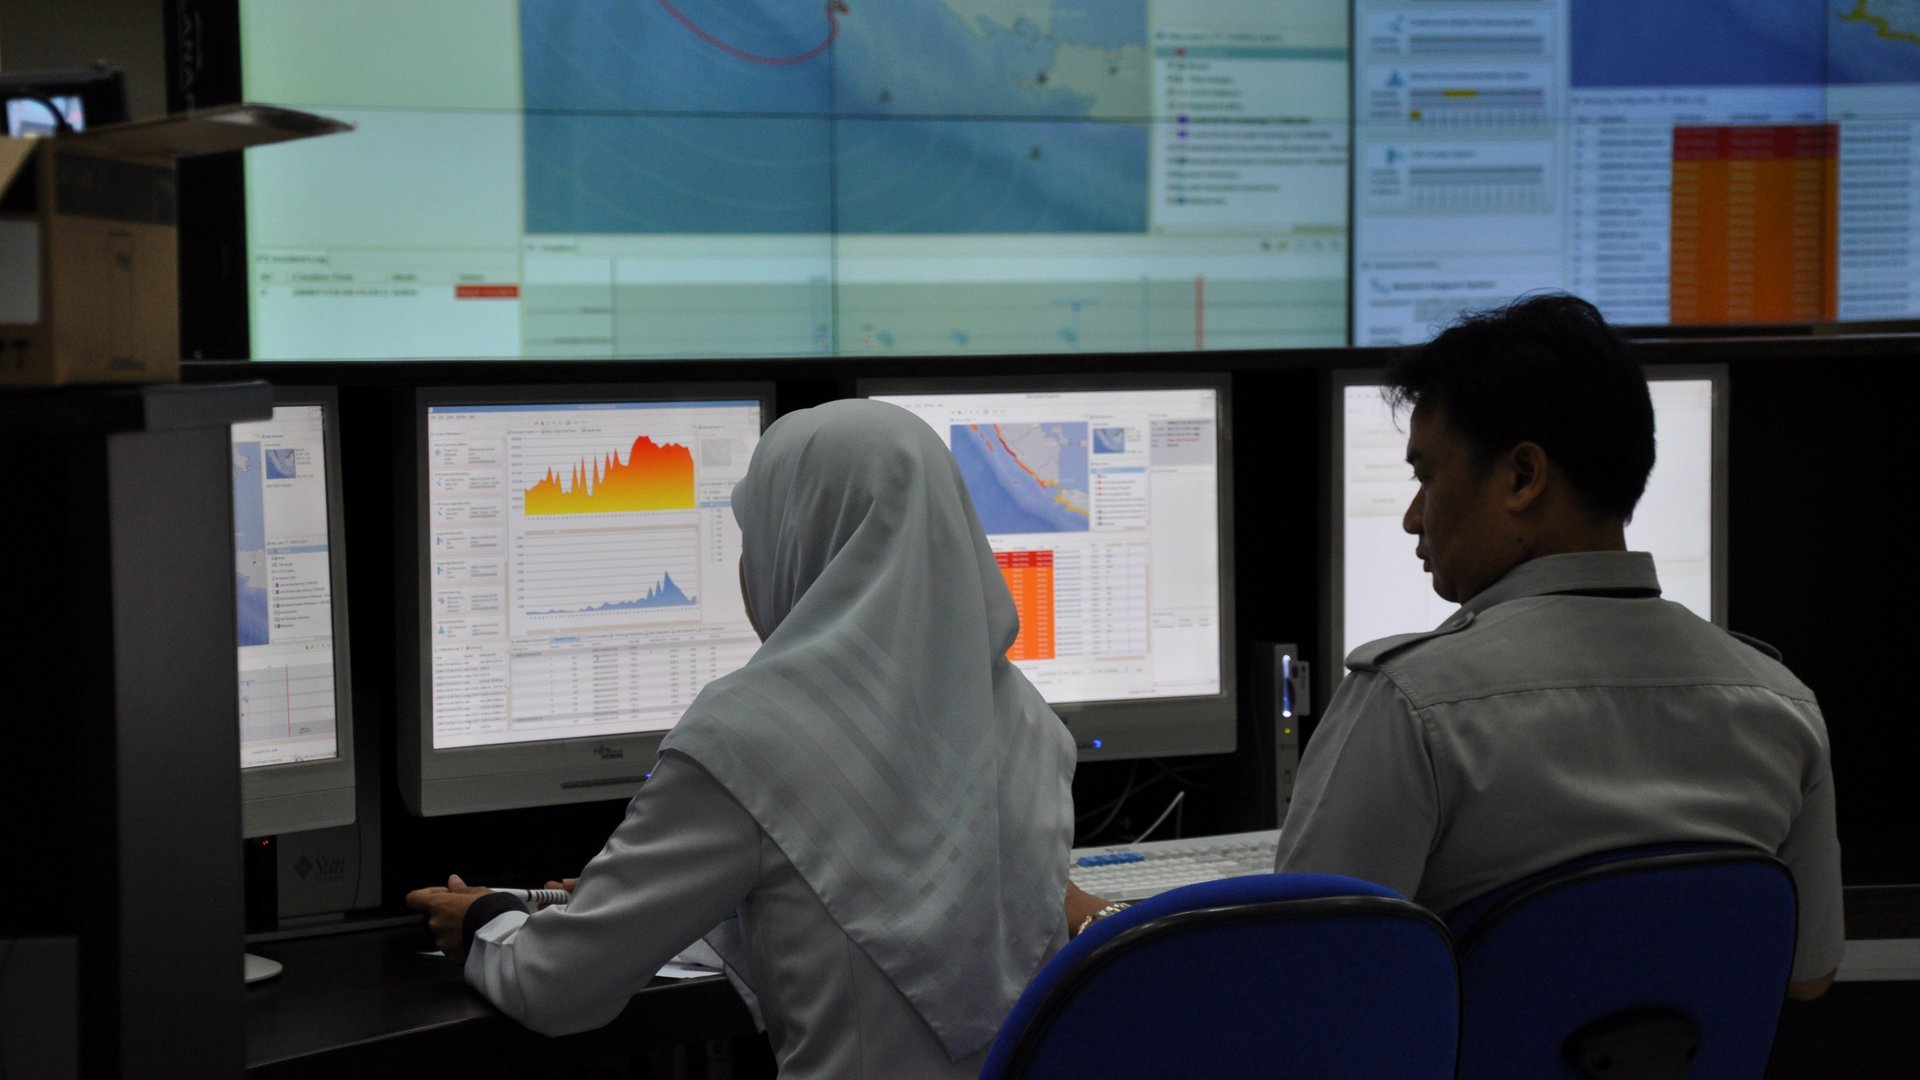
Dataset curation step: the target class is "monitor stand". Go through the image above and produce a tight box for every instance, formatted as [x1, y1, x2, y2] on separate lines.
[244, 952, 283, 984]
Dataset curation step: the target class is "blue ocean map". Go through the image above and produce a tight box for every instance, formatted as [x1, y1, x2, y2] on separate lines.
[1570, 0, 1827, 88]
[232, 442, 271, 648]
[520, 0, 1150, 234]
[265, 448, 299, 480]
[950, 421, 1090, 534]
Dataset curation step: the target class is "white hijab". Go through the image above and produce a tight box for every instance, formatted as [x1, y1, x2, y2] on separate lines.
[659, 398, 1076, 1059]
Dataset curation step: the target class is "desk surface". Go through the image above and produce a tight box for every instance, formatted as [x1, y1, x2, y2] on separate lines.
[245, 924, 757, 1078]
[244, 890, 1920, 1077]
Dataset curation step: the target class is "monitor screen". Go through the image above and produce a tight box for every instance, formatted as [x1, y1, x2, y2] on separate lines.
[1331, 368, 1726, 667]
[230, 0, 1348, 360]
[1, 65, 124, 137]
[230, 394, 355, 837]
[406, 389, 768, 815]
[4, 94, 85, 137]
[1350, 0, 1920, 344]
[865, 379, 1235, 759]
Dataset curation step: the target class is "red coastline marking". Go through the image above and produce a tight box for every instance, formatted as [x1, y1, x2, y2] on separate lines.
[992, 424, 1051, 489]
[656, 0, 846, 66]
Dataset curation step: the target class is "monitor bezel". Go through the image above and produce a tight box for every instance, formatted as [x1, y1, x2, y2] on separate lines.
[858, 371, 1238, 762]
[403, 381, 775, 817]
[237, 385, 357, 838]
[1324, 363, 1730, 704]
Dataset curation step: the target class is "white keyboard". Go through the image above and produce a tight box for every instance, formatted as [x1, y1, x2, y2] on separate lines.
[1070, 829, 1281, 902]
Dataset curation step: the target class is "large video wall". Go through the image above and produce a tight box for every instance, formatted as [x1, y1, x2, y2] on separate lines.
[229, 0, 1919, 359]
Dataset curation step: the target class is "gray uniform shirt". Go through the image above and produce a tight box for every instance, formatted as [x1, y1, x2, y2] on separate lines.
[466, 751, 1031, 1079]
[1275, 551, 1844, 981]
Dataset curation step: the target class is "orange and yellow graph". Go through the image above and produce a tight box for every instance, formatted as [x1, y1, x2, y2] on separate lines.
[524, 435, 696, 515]
[995, 549, 1056, 662]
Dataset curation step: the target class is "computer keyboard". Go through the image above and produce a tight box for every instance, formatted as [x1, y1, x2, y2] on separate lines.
[1069, 829, 1281, 902]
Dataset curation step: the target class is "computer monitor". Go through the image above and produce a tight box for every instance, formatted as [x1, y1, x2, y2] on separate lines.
[230, 390, 355, 838]
[1350, 0, 1920, 341]
[404, 386, 771, 815]
[1, 65, 126, 136]
[1329, 366, 1728, 674]
[862, 376, 1236, 760]
[210, 0, 1348, 360]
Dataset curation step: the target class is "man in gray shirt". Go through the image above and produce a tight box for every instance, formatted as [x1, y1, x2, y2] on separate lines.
[1275, 294, 1842, 999]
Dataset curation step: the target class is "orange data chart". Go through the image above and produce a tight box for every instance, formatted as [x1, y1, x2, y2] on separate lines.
[995, 550, 1056, 663]
[1669, 124, 1837, 325]
[523, 435, 696, 515]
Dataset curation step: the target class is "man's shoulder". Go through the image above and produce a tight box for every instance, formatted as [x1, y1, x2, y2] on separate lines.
[1349, 596, 1818, 708]
[1726, 629, 1784, 663]
[1716, 627, 1818, 701]
[1346, 612, 1478, 674]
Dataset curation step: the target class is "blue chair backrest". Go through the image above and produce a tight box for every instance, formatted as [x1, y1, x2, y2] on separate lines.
[980, 873, 1458, 1080]
[1450, 846, 1797, 1080]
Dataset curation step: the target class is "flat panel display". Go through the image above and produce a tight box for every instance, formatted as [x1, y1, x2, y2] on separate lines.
[230, 393, 355, 837]
[232, 0, 1349, 360]
[4, 94, 85, 136]
[1331, 368, 1727, 668]
[407, 388, 769, 814]
[1351, 0, 1920, 344]
[865, 378, 1235, 759]
[1, 65, 126, 135]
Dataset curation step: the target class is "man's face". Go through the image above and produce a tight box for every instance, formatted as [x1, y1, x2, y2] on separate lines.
[1402, 402, 1521, 604]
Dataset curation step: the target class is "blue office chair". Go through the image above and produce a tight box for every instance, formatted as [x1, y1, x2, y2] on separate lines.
[980, 873, 1458, 1080]
[1448, 845, 1798, 1080]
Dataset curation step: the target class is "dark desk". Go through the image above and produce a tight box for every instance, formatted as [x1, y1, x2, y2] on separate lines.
[246, 925, 758, 1078]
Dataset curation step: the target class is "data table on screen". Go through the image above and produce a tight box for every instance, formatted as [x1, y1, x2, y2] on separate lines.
[1352, 0, 1920, 343]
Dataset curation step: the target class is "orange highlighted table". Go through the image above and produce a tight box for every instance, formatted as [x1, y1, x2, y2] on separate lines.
[994, 549, 1056, 662]
[1670, 124, 1836, 325]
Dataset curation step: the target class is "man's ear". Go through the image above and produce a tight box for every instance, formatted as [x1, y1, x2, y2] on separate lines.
[1505, 442, 1549, 511]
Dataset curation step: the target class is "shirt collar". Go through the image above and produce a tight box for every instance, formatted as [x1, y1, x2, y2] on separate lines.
[1461, 550, 1662, 616]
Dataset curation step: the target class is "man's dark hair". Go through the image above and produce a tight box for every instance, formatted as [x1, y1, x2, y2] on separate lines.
[1384, 292, 1655, 520]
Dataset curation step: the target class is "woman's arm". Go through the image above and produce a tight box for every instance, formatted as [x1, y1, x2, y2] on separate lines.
[462, 752, 762, 1036]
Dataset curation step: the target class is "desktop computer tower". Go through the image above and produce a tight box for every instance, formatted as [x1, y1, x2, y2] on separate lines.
[1250, 641, 1308, 828]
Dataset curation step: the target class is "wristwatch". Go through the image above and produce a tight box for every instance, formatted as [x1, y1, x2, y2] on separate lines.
[1076, 900, 1132, 936]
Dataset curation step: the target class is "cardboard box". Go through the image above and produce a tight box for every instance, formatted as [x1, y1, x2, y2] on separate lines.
[0, 104, 349, 387]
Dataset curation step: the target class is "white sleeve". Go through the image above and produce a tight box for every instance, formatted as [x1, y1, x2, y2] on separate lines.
[464, 751, 762, 1036]
[1272, 669, 1440, 900]
[1778, 721, 1846, 982]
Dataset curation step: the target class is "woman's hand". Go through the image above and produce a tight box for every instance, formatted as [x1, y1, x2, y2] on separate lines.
[1065, 880, 1108, 937]
[404, 874, 494, 960]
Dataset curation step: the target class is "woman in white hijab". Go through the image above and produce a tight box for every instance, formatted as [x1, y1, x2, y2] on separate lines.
[408, 398, 1077, 1077]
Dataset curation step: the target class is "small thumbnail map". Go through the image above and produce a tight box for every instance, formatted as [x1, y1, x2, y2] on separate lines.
[1831, 0, 1920, 84]
[265, 448, 299, 480]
